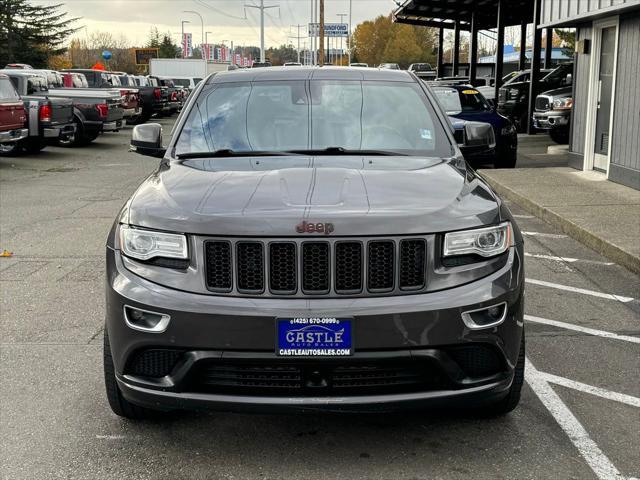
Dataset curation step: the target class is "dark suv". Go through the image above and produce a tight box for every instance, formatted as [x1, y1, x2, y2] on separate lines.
[104, 67, 525, 419]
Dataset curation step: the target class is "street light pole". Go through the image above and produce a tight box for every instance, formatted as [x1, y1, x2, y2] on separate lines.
[348, 0, 352, 64]
[183, 10, 204, 48]
[337, 13, 347, 65]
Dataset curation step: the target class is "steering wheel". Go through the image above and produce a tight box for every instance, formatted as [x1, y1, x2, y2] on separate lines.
[362, 124, 412, 149]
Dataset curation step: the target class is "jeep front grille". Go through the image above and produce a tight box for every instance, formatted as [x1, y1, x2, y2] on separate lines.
[204, 237, 429, 297]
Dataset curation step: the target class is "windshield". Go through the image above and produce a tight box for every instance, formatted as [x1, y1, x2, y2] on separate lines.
[542, 63, 572, 83]
[0, 78, 19, 100]
[432, 87, 491, 114]
[172, 78, 191, 87]
[175, 80, 451, 158]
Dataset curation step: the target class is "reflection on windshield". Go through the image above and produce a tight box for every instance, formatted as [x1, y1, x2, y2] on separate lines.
[432, 87, 491, 114]
[175, 80, 452, 158]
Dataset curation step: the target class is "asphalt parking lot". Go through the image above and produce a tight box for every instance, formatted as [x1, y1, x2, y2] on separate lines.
[1, 122, 638, 480]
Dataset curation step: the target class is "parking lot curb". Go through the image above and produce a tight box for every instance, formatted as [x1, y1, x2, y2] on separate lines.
[480, 174, 640, 275]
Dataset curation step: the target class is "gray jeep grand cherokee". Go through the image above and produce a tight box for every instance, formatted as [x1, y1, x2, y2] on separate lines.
[104, 67, 525, 419]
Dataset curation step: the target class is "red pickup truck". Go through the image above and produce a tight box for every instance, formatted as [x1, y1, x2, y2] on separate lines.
[0, 74, 28, 153]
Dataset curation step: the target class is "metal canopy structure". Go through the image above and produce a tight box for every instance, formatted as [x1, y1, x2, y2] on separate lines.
[393, 0, 534, 30]
[393, 0, 549, 135]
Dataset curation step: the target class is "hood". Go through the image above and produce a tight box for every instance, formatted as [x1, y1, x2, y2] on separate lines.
[448, 111, 509, 129]
[126, 156, 501, 236]
[540, 86, 572, 98]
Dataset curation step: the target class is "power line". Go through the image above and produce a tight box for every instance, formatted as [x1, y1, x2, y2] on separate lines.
[245, 0, 280, 62]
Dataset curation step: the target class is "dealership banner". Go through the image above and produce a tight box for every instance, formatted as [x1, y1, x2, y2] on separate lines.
[182, 33, 193, 58]
[308, 23, 348, 37]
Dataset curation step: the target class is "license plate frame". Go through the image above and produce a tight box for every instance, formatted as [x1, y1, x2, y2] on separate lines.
[276, 317, 353, 357]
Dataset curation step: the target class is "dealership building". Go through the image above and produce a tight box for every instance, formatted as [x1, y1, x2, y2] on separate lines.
[540, 1, 640, 190]
[394, 0, 640, 190]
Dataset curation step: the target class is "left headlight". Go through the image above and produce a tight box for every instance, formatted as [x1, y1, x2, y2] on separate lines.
[119, 225, 188, 261]
[444, 222, 513, 258]
[501, 124, 516, 135]
[553, 97, 573, 110]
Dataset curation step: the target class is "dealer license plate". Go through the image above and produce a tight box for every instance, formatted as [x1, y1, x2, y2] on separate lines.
[276, 317, 353, 356]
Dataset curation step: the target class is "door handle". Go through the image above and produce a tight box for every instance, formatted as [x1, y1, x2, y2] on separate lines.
[597, 80, 602, 109]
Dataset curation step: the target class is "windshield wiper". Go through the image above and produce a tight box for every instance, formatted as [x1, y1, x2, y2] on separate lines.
[176, 149, 302, 159]
[285, 147, 408, 156]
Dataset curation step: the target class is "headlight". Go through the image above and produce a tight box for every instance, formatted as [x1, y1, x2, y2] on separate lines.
[119, 225, 188, 261]
[444, 222, 513, 258]
[553, 97, 573, 110]
[501, 124, 516, 135]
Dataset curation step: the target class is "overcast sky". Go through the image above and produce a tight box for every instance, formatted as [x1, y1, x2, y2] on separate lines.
[51, 0, 399, 48]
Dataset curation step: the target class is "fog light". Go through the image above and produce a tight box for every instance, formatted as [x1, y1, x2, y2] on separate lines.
[124, 306, 170, 333]
[461, 302, 507, 330]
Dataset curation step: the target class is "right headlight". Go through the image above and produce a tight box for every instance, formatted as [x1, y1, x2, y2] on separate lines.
[119, 225, 188, 261]
[444, 222, 513, 258]
[553, 97, 573, 110]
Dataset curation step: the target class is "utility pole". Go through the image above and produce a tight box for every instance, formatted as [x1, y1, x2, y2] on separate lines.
[319, 0, 325, 66]
[290, 24, 306, 64]
[245, 0, 279, 63]
[348, 0, 352, 64]
[337, 13, 347, 65]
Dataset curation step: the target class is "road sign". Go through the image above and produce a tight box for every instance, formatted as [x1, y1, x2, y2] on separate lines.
[134, 48, 159, 66]
[309, 23, 348, 38]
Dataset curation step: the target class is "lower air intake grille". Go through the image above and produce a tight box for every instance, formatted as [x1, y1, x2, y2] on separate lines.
[126, 349, 184, 378]
[190, 359, 450, 396]
[446, 345, 502, 378]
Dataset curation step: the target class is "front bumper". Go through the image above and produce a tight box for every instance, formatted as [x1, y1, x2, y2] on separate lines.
[0, 128, 28, 143]
[106, 245, 524, 412]
[533, 110, 570, 130]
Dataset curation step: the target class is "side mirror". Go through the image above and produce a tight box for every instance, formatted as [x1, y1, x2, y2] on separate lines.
[565, 73, 573, 85]
[130, 123, 165, 158]
[459, 122, 496, 155]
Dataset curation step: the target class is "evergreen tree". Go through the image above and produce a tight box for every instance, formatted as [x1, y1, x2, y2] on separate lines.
[159, 34, 178, 58]
[0, 0, 80, 67]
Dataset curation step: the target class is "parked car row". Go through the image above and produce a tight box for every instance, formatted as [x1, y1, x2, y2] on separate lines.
[0, 65, 201, 156]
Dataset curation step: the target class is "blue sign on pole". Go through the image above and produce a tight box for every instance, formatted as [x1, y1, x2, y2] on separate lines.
[102, 50, 112, 61]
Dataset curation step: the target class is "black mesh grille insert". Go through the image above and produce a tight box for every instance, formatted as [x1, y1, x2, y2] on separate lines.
[335, 242, 363, 293]
[269, 242, 297, 293]
[368, 241, 395, 291]
[446, 345, 502, 378]
[400, 239, 426, 290]
[236, 242, 264, 292]
[302, 242, 330, 293]
[190, 359, 450, 396]
[205, 241, 232, 291]
[126, 349, 184, 378]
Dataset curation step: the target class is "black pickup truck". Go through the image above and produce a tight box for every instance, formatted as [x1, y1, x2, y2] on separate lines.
[0, 70, 75, 154]
[116, 73, 169, 124]
[150, 76, 182, 116]
[497, 62, 573, 132]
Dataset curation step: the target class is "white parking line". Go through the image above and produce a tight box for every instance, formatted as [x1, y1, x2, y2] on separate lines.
[524, 253, 615, 266]
[525, 358, 626, 480]
[522, 231, 568, 239]
[512, 214, 535, 219]
[525, 279, 636, 303]
[539, 371, 640, 408]
[525, 315, 640, 344]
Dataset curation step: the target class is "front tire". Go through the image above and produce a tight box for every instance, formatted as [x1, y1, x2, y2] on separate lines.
[103, 327, 162, 420]
[22, 139, 46, 154]
[0, 142, 21, 156]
